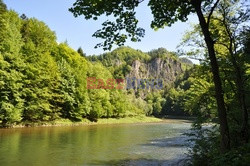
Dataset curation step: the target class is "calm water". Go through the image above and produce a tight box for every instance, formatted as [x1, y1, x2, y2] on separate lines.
[0, 121, 191, 166]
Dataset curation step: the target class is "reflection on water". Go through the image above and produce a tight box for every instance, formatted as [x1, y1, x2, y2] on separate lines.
[0, 121, 191, 166]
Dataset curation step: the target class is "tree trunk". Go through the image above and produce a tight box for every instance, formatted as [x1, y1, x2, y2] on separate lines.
[192, 1, 231, 153]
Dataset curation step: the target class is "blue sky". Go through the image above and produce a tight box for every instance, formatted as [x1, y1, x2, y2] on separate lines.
[4, 0, 198, 55]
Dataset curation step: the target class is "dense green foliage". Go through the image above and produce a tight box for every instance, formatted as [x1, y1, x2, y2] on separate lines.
[0, 5, 192, 128]
[87, 46, 151, 79]
[0, 8, 154, 127]
[180, 1, 250, 165]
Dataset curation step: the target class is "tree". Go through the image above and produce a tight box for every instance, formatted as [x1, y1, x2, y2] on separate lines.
[21, 18, 57, 57]
[180, 1, 250, 144]
[69, 0, 246, 153]
[77, 47, 86, 57]
[0, 10, 24, 127]
[0, 2, 152, 126]
[0, 0, 6, 15]
[19, 18, 60, 122]
[217, 3, 250, 144]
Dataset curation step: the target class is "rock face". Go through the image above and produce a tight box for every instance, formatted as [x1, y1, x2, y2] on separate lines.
[88, 47, 190, 91]
[127, 58, 183, 87]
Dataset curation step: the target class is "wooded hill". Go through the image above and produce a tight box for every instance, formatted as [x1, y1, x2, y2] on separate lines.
[0, 5, 192, 127]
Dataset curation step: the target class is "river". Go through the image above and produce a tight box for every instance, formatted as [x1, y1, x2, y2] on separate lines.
[0, 120, 191, 166]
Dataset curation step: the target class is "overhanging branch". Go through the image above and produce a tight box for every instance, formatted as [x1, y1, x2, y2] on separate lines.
[207, 0, 220, 26]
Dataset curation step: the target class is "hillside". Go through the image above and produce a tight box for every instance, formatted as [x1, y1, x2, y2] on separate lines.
[87, 47, 193, 116]
[0, 9, 154, 127]
[88, 47, 192, 90]
[0, 6, 193, 127]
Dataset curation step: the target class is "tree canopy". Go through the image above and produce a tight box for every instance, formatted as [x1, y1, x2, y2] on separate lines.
[0, 6, 155, 127]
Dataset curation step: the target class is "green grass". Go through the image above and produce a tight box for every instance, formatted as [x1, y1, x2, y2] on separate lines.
[96, 116, 162, 124]
[9, 116, 163, 128]
[47, 116, 162, 127]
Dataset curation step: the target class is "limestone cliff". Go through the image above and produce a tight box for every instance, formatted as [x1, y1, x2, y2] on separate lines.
[127, 58, 183, 86]
[88, 46, 192, 88]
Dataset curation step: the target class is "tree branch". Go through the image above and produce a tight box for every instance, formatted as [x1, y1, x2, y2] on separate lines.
[208, 0, 220, 27]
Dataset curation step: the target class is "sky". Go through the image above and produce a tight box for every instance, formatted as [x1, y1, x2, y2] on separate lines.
[4, 0, 198, 56]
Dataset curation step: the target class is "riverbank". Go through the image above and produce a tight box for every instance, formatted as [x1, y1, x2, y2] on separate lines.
[1, 116, 165, 128]
[53, 116, 164, 126]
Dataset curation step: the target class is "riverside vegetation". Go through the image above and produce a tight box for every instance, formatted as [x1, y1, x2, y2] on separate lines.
[1, 0, 250, 165]
[0, 1, 192, 128]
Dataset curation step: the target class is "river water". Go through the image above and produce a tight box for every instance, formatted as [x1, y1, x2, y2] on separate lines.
[0, 120, 191, 166]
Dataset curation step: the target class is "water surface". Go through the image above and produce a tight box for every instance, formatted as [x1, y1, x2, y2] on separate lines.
[0, 120, 191, 166]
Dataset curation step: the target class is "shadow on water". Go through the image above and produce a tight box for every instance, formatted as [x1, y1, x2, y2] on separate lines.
[89, 157, 189, 166]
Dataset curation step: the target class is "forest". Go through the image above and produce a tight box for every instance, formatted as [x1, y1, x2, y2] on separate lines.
[0, 1, 192, 127]
[1, 0, 250, 165]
